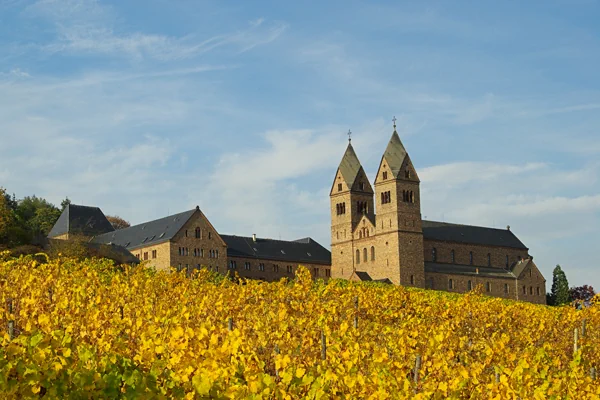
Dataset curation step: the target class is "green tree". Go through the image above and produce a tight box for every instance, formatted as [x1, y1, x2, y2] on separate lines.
[61, 197, 71, 211]
[0, 187, 16, 244]
[16, 195, 61, 236]
[549, 265, 570, 306]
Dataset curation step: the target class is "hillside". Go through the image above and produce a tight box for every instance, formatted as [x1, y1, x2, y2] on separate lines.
[1, 252, 598, 399]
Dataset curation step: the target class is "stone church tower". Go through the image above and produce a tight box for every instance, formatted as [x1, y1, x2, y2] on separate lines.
[330, 124, 425, 287]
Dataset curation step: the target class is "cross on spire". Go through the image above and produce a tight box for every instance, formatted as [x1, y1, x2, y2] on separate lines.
[392, 116, 397, 130]
[347, 129, 352, 143]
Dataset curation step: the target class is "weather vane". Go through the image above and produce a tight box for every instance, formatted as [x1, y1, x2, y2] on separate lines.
[347, 129, 352, 143]
[392, 116, 397, 130]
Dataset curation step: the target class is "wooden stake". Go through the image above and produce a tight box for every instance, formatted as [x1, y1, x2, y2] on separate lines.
[7, 299, 14, 340]
[574, 328, 579, 354]
[119, 305, 124, 320]
[413, 354, 422, 385]
[228, 317, 233, 331]
[321, 331, 327, 361]
[48, 288, 53, 303]
[274, 344, 280, 379]
[354, 296, 359, 329]
[590, 367, 596, 380]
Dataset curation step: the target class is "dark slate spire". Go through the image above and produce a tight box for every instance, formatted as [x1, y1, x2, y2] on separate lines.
[382, 128, 408, 179]
[337, 141, 362, 187]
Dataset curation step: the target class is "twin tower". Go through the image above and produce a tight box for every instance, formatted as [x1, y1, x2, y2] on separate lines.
[329, 125, 425, 287]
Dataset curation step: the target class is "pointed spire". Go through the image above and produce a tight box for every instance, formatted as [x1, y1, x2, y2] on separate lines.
[337, 138, 362, 186]
[382, 126, 408, 179]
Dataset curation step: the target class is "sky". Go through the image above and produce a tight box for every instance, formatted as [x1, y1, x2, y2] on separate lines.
[0, 0, 599, 288]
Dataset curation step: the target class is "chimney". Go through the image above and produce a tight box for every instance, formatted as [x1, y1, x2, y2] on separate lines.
[252, 233, 257, 242]
[506, 225, 511, 231]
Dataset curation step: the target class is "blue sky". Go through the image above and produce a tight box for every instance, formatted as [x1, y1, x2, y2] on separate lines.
[1, 0, 599, 288]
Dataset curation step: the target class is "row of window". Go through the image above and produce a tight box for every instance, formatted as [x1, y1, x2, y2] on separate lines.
[381, 191, 391, 204]
[432, 248, 523, 268]
[357, 201, 369, 214]
[356, 247, 375, 264]
[136, 250, 158, 260]
[358, 227, 370, 239]
[178, 247, 219, 258]
[402, 190, 415, 203]
[227, 262, 331, 278]
[335, 202, 346, 215]
[439, 279, 542, 296]
[184, 228, 212, 240]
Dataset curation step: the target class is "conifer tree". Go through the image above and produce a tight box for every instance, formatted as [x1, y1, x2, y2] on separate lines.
[550, 265, 570, 306]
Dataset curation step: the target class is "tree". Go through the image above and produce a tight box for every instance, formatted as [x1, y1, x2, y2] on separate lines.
[0, 187, 16, 244]
[16, 196, 61, 236]
[61, 197, 71, 211]
[106, 215, 131, 230]
[569, 285, 595, 302]
[549, 265, 570, 306]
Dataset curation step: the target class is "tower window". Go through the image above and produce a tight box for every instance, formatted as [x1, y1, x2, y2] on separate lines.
[363, 248, 368, 262]
[338, 183, 342, 192]
[356, 249, 360, 265]
[405, 170, 411, 179]
[359, 182, 365, 191]
[371, 246, 375, 261]
[195, 227, 201, 238]
[382, 191, 391, 204]
[432, 247, 437, 262]
[383, 171, 388, 180]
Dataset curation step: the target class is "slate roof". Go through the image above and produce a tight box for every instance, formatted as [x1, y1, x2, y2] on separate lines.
[425, 262, 516, 279]
[381, 130, 408, 178]
[222, 235, 331, 265]
[422, 220, 528, 250]
[92, 208, 197, 250]
[337, 143, 362, 186]
[48, 204, 115, 238]
[351, 271, 393, 284]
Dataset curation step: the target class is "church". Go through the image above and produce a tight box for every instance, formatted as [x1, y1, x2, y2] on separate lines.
[47, 121, 546, 304]
[330, 121, 546, 304]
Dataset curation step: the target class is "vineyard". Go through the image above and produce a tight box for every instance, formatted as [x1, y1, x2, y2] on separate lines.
[1, 253, 599, 399]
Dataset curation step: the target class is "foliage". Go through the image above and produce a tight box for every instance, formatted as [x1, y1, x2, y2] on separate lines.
[0, 188, 16, 244]
[550, 265, 570, 306]
[1, 256, 599, 399]
[106, 215, 131, 230]
[570, 285, 596, 302]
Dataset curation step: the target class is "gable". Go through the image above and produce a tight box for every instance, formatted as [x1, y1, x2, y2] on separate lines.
[330, 168, 351, 195]
[350, 167, 374, 194]
[172, 209, 227, 248]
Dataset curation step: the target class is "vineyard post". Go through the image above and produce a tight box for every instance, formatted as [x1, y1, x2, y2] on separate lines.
[48, 288, 53, 303]
[354, 296, 359, 329]
[119, 305, 124, 320]
[573, 328, 579, 354]
[495, 371, 500, 384]
[591, 367, 596, 380]
[7, 298, 14, 340]
[413, 354, 422, 388]
[581, 319, 586, 338]
[274, 344, 281, 379]
[228, 317, 233, 331]
[321, 330, 327, 361]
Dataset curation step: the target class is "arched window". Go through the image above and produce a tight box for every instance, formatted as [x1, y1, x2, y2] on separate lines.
[486, 282, 491, 292]
[487, 253, 491, 267]
[469, 251, 474, 265]
[536, 287, 540, 296]
[410, 275, 414, 285]
[371, 246, 375, 261]
[410, 191, 415, 203]
[448, 279, 453, 290]
[467, 280, 472, 291]
[356, 249, 360, 265]
[195, 227, 201, 238]
[432, 248, 437, 262]
[363, 248, 368, 262]
[529, 286, 533, 295]
[504, 284, 509, 294]
[451, 250, 455, 263]
[359, 231, 362, 239]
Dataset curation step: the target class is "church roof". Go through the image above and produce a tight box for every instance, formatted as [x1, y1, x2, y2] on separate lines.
[48, 204, 115, 238]
[92, 209, 197, 250]
[337, 143, 362, 186]
[422, 220, 528, 250]
[222, 235, 331, 265]
[351, 271, 393, 284]
[425, 262, 516, 279]
[382, 130, 408, 178]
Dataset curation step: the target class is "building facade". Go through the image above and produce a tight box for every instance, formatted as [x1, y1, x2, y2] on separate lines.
[49, 205, 331, 282]
[330, 125, 546, 304]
